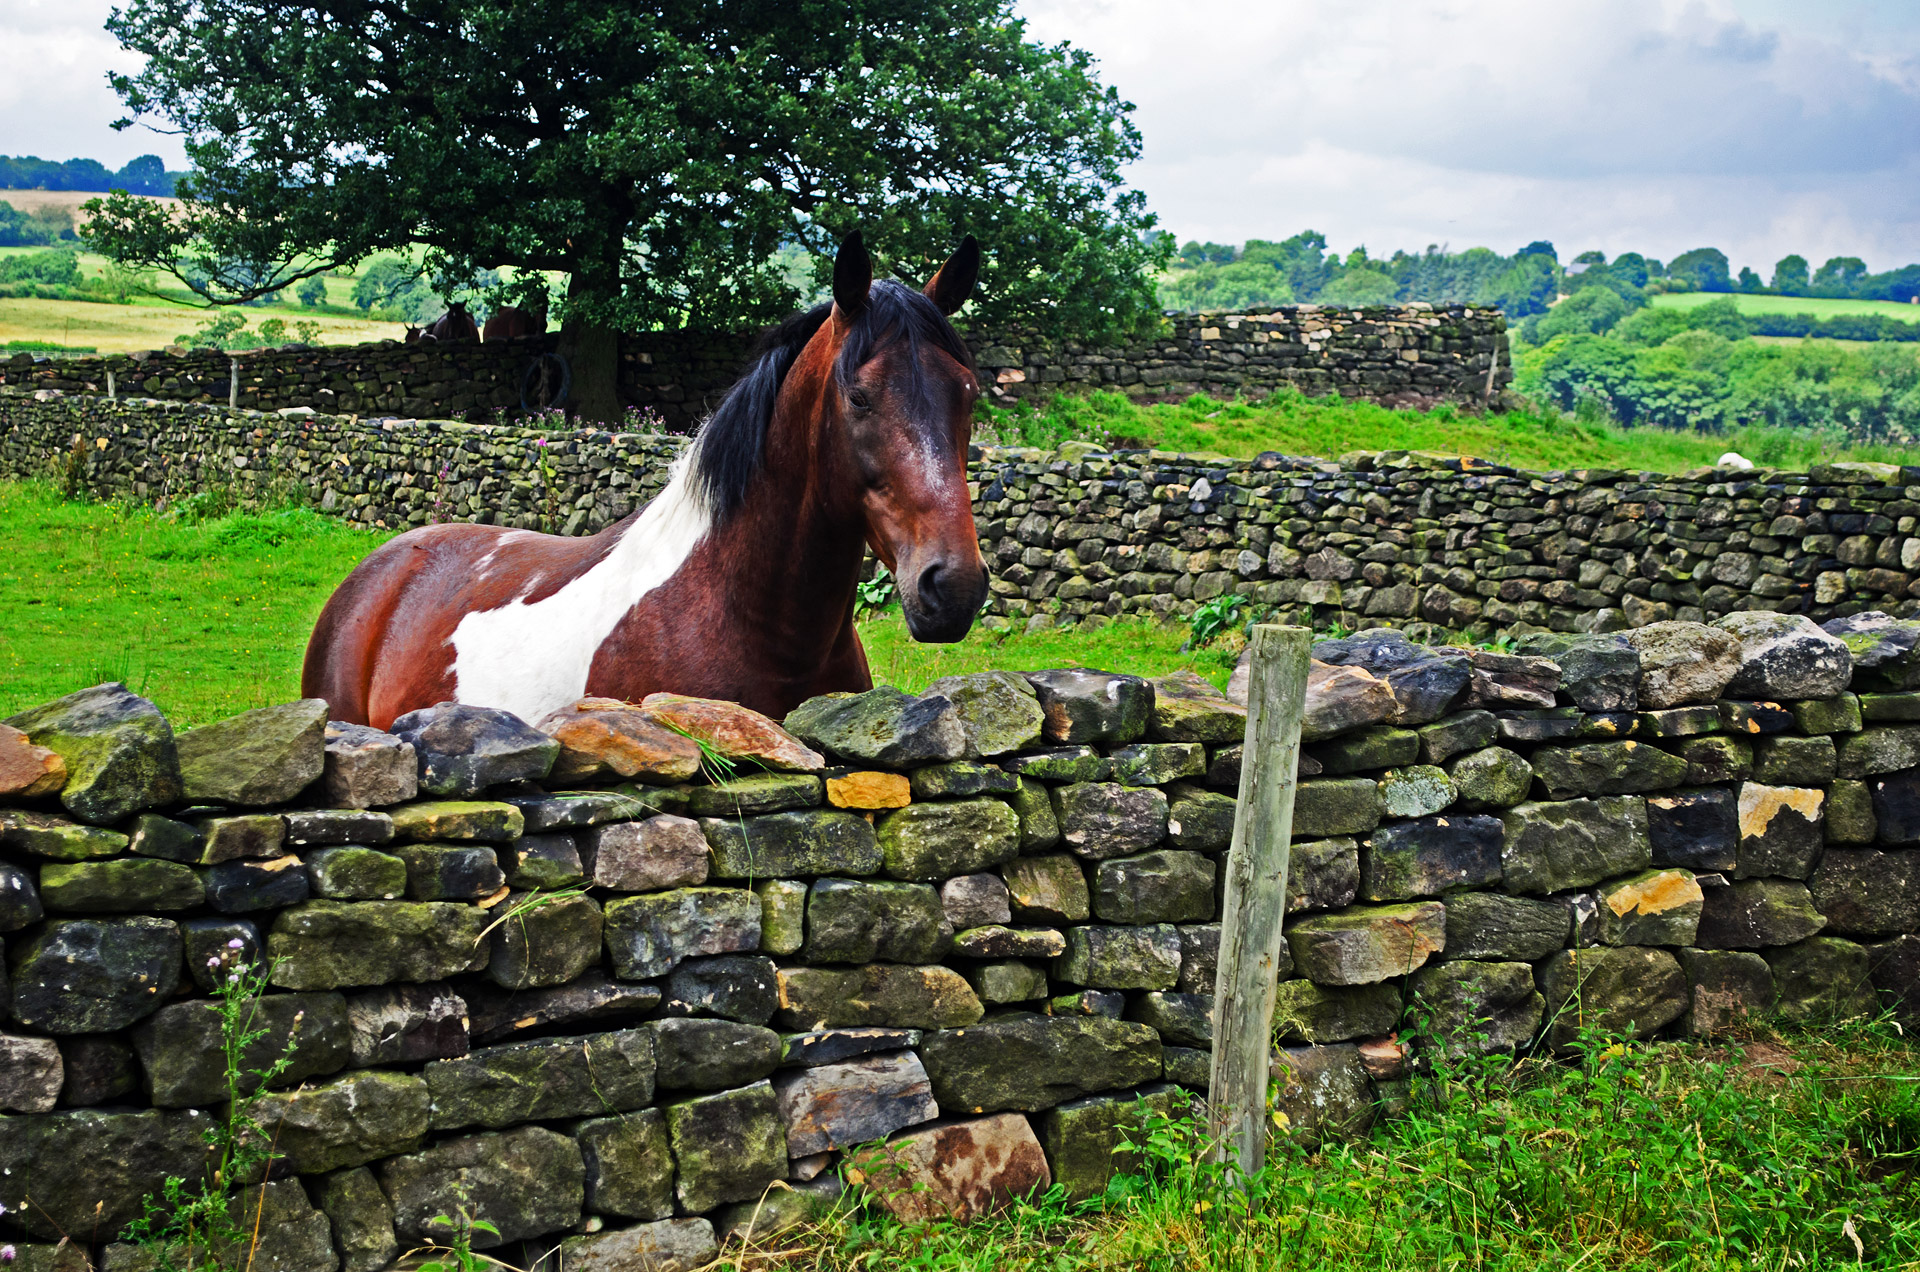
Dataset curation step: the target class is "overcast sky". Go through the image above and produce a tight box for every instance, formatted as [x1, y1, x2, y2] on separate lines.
[3, 0, 1916, 273]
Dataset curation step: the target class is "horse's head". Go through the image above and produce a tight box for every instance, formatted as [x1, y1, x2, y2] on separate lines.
[827, 233, 989, 643]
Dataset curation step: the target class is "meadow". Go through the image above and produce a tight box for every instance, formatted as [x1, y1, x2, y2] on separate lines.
[1651, 292, 1920, 323]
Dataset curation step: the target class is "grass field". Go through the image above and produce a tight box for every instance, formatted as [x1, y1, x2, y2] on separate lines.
[0, 482, 1229, 727]
[0, 294, 404, 354]
[982, 389, 1920, 470]
[1652, 291, 1920, 323]
[0, 188, 182, 226]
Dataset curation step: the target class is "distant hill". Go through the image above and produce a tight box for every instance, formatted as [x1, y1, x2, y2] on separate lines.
[0, 154, 184, 197]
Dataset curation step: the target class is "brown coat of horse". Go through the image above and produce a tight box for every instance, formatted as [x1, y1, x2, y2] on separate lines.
[482, 305, 545, 342]
[302, 234, 987, 728]
[421, 302, 478, 342]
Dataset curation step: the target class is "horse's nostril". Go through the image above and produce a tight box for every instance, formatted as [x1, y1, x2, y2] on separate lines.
[918, 562, 945, 609]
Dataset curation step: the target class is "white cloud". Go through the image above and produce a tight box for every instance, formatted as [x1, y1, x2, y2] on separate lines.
[1018, 0, 1920, 272]
[0, 0, 183, 168]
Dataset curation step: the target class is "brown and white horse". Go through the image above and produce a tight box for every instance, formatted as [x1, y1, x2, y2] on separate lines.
[302, 234, 989, 728]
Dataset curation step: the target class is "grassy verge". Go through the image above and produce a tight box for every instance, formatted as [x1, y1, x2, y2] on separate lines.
[1652, 292, 1920, 323]
[777, 1019, 1920, 1271]
[977, 388, 1920, 471]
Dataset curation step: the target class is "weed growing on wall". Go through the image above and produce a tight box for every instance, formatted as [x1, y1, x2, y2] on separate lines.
[122, 947, 304, 1272]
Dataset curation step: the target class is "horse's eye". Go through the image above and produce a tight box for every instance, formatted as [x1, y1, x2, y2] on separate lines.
[847, 387, 871, 411]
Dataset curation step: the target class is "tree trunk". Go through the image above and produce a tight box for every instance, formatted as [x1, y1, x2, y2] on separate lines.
[556, 314, 623, 426]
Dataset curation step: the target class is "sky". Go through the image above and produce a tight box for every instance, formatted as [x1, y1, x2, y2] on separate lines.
[2, 0, 1916, 274]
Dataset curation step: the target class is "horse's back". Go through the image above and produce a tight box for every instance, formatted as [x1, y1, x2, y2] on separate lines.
[303, 521, 586, 726]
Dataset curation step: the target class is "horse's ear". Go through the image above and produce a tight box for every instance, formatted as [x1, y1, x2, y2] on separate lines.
[833, 232, 871, 325]
[924, 236, 980, 316]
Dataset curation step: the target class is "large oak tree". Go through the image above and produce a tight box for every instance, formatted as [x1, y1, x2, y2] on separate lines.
[91, 0, 1167, 420]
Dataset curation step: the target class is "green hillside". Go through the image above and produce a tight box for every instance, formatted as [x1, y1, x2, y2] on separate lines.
[1652, 292, 1920, 322]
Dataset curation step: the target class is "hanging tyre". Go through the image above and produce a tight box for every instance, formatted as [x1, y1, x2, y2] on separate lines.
[520, 351, 571, 411]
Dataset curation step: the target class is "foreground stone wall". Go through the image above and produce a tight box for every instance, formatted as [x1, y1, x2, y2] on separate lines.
[2, 616, 1919, 1269]
[4, 392, 1920, 637]
[0, 303, 1509, 430]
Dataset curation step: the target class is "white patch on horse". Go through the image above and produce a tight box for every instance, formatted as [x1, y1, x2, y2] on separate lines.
[448, 452, 711, 722]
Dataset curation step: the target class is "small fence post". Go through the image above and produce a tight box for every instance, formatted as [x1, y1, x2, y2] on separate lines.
[1207, 623, 1311, 1180]
[107, 369, 116, 402]
[229, 358, 240, 410]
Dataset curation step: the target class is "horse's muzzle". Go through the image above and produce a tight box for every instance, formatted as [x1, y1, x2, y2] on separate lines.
[902, 556, 989, 643]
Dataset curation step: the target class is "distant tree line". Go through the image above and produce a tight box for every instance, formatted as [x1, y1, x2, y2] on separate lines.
[0, 154, 183, 196]
[0, 202, 79, 247]
[1158, 233, 1920, 320]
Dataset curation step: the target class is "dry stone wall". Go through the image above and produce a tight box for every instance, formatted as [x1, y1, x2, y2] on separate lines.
[5, 391, 1920, 639]
[0, 303, 1509, 429]
[2, 617, 1919, 1269]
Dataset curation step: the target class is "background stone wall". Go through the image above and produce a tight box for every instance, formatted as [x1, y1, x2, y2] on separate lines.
[0, 304, 1509, 429]
[1, 618, 1918, 1270]
[3, 391, 1919, 637]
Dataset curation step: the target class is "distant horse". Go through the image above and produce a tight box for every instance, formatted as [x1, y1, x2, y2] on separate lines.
[421, 302, 479, 342]
[303, 233, 988, 727]
[483, 305, 546, 342]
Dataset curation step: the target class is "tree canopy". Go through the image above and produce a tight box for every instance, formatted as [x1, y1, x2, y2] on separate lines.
[90, 0, 1166, 418]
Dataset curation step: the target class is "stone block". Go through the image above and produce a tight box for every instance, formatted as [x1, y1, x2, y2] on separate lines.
[1309, 726, 1419, 776]
[664, 1080, 787, 1212]
[1836, 724, 1920, 778]
[1716, 611, 1853, 700]
[640, 693, 826, 772]
[1593, 868, 1703, 946]
[755, 879, 806, 955]
[1501, 797, 1651, 894]
[784, 686, 966, 765]
[487, 891, 602, 989]
[780, 1027, 922, 1067]
[388, 703, 560, 798]
[825, 770, 913, 810]
[1808, 848, 1920, 937]
[57, 1035, 137, 1106]
[0, 1034, 62, 1112]
[775, 964, 983, 1031]
[1418, 710, 1499, 765]
[1270, 1044, 1377, 1148]
[1827, 779, 1877, 844]
[951, 926, 1066, 959]
[575, 1109, 673, 1220]
[388, 800, 523, 842]
[804, 878, 946, 963]
[663, 954, 779, 1025]
[1288, 837, 1360, 913]
[877, 798, 1022, 878]
[1871, 768, 1920, 845]
[1867, 934, 1920, 1020]
[134, 991, 350, 1107]
[1272, 980, 1402, 1044]
[1165, 783, 1235, 853]
[1023, 669, 1154, 744]
[1676, 948, 1773, 1036]
[649, 1017, 782, 1090]
[603, 887, 761, 979]
[1287, 901, 1445, 985]
[11, 916, 181, 1033]
[1514, 633, 1639, 712]
[1668, 735, 1754, 786]
[1300, 662, 1399, 741]
[425, 1029, 654, 1129]
[1004, 746, 1109, 783]
[908, 760, 1018, 799]
[5, 683, 182, 825]
[578, 815, 709, 892]
[1054, 924, 1181, 989]
[1049, 783, 1168, 861]
[1177, 922, 1229, 990]
[285, 809, 393, 848]
[1010, 776, 1063, 849]
[1003, 854, 1089, 923]
[1, 813, 128, 861]
[39, 858, 203, 913]
[1033, 1084, 1183, 1202]
[195, 813, 287, 862]
[560, 1219, 716, 1272]
[345, 981, 468, 1065]
[1410, 961, 1544, 1056]
[1127, 990, 1213, 1047]
[1529, 740, 1687, 799]
[313, 1166, 399, 1272]
[923, 670, 1048, 756]
[774, 1050, 939, 1156]
[1377, 764, 1456, 818]
[1292, 778, 1384, 839]
[847, 1112, 1051, 1222]
[322, 723, 417, 809]
[268, 901, 490, 990]
[1647, 787, 1738, 872]
[381, 1125, 583, 1247]
[176, 699, 328, 806]
[920, 1013, 1162, 1113]
[1751, 734, 1836, 786]
[1623, 621, 1741, 709]
[1442, 891, 1569, 961]
[703, 808, 882, 879]
[1696, 876, 1827, 949]
[535, 697, 704, 784]
[1359, 814, 1501, 901]
[392, 844, 504, 901]
[1735, 783, 1825, 879]
[1092, 850, 1216, 924]
[1765, 937, 1880, 1023]
[126, 813, 203, 863]
[941, 873, 1012, 930]
[0, 1107, 211, 1238]
[1537, 946, 1688, 1046]
[0, 722, 64, 800]
[686, 772, 823, 816]
[306, 846, 407, 900]
[464, 972, 660, 1046]
[252, 1070, 430, 1172]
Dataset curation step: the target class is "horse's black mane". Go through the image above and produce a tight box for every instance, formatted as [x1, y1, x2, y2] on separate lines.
[692, 279, 975, 522]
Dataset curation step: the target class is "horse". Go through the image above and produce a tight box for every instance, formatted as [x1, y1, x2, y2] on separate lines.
[422, 302, 478, 342]
[302, 232, 989, 729]
[483, 304, 546, 342]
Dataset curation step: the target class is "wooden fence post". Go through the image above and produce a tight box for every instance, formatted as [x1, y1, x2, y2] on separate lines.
[1207, 623, 1312, 1179]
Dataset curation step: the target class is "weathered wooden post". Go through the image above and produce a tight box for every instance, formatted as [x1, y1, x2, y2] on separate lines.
[229, 357, 240, 410]
[1207, 623, 1311, 1178]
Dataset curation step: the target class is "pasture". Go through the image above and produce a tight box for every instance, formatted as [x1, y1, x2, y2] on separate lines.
[1651, 291, 1920, 323]
[0, 293, 403, 354]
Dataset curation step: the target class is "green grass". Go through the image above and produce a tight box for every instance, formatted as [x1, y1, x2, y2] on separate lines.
[979, 389, 1920, 470]
[0, 481, 1237, 726]
[1652, 292, 1920, 323]
[0, 481, 396, 727]
[778, 1020, 1920, 1272]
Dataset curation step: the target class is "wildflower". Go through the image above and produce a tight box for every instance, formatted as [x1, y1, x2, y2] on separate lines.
[2, 1242, 15, 1261]
[226, 937, 245, 950]
[207, 956, 221, 969]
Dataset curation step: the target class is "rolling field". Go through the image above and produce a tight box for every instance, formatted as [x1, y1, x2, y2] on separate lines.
[0, 294, 404, 354]
[1651, 291, 1920, 322]
[0, 187, 181, 226]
